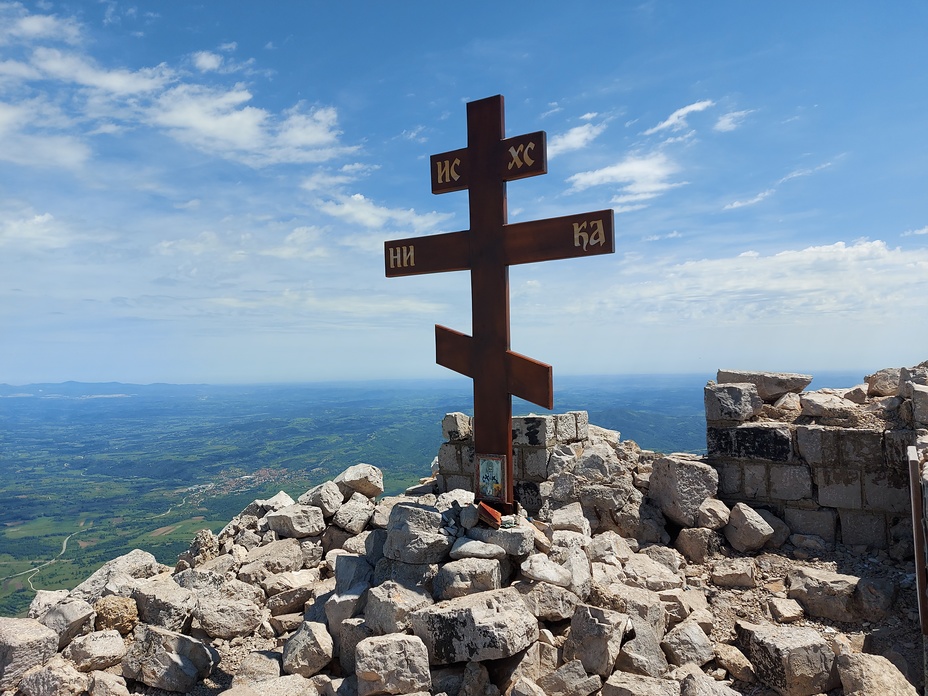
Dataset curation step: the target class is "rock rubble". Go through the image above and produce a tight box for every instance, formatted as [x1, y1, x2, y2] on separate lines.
[1, 373, 924, 696]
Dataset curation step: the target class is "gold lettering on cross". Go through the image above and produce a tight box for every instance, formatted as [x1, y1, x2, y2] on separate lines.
[388, 245, 415, 269]
[507, 141, 536, 170]
[436, 158, 461, 184]
[572, 219, 606, 252]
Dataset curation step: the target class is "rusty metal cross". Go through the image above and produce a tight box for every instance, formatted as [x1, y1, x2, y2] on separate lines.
[385, 95, 615, 509]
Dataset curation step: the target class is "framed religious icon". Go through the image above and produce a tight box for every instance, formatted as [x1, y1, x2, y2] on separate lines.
[476, 454, 506, 502]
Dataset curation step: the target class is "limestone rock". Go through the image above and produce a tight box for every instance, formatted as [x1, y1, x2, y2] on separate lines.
[836, 652, 917, 696]
[364, 580, 433, 635]
[382, 503, 453, 564]
[449, 537, 507, 560]
[512, 580, 580, 622]
[264, 504, 326, 539]
[674, 527, 722, 565]
[93, 596, 138, 635]
[710, 557, 756, 588]
[39, 596, 95, 650]
[89, 670, 131, 696]
[562, 604, 630, 677]
[787, 566, 858, 622]
[536, 659, 602, 696]
[723, 503, 774, 552]
[354, 635, 430, 696]
[333, 493, 376, 535]
[0, 617, 59, 691]
[433, 558, 501, 600]
[696, 499, 730, 530]
[735, 620, 839, 696]
[281, 621, 333, 679]
[520, 553, 572, 587]
[714, 643, 755, 683]
[648, 455, 719, 527]
[409, 587, 538, 665]
[716, 370, 813, 401]
[121, 624, 219, 692]
[615, 618, 669, 678]
[660, 620, 714, 667]
[230, 651, 282, 687]
[130, 576, 193, 633]
[27, 590, 70, 620]
[866, 367, 901, 397]
[69, 549, 166, 605]
[334, 464, 384, 500]
[19, 654, 89, 696]
[62, 630, 127, 671]
[601, 671, 680, 696]
[466, 521, 534, 556]
[704, 382, 763, 422]
[238, 538, 304, 584]
[298, 481, 344, 517]
[623, 553, 684, 592]
[800, 391, 855, 418]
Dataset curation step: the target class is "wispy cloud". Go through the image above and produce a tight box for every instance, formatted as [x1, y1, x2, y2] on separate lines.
[0, 3, 82, 45]
[724, 160, 833, 211]
[567, 152, 685, 211]
[723, 188, 775, 210]
[777, 161, 832, 184]
[643, 99, 715, 135]
[714, 109, 755, 132]
[548, 122, 607, 158]
[316, 193, 453, 235]
[903, 225, 928, 237]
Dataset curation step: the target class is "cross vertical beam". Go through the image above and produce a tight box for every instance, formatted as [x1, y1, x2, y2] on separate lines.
[466, 97, 514, 504]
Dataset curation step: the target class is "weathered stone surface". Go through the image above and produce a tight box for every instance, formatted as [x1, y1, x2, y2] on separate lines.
[724, 503, 774, 552]
[787, 566, 858, 622]
[679, 671, 741, 696]
[333, 554, 373, 595]
[466, 522, 534, 556]
[93, 596, 138, 636]
[800, 391, 855, 418]
[354, 635, 430, 696]
[39, 596, 95, 649]
[735, 620, 839, 696]
[756, 509, 790, 549]
[512, 580, 580, 622]
[334, 464, 384, 500]
[623, 553, 683, 592]
[281, 621, 333, 679]
[591, 582, 667, 636]
[449, 537, 507, 560]
[716, 370, 813, 401]
[442, 412, 472, 441]
[551, 501, 592, 536]
[264, 504, 326, 539]
[510, 677, 547, 696]
[297, 481, 344, 517]
[238, 538, 304, 584]
[382, 503, 453, 564]
[615, 618, 669, 678]
[409, 588, 538, 665]
[129, 576, 193, 633]
[0, 617, 59, 690]
[836, 652, 917, 696]
[660, 620, 714, 667]
[364, 581, 433, 635]
[563, 604, 630, 677]
[121, 624, 218, 692]
[27, 590, 70, 620]
[705, 382, 763, 421]
[70, 550, 166, 605]
[433, 558, 501, 600]
[865, 367, 901, 397]
[714, 642, 755, 683]
[711, 557, 756, 588]
[19, 654, 89, 696]
[194, 596, 263, 640]
[648, 455, 718, 527]
[707, 423, 792, 462]
[536, 659, 602, 696]
[585, 530, 634, 564]
[674, 528, 722, 565]
[333, 493, 376, 535]
[520, 553, 572, 587]
[62, 630, 127, 671]
[696, 499, 730, 530]
[89, 670, 131, 696]
[601, 671, 680, 696]
[230, 650, 282, 687]
[768, 597, 804, 623]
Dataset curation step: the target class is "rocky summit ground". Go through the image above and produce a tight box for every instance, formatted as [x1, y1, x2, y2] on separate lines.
[0, 419, 922, 696]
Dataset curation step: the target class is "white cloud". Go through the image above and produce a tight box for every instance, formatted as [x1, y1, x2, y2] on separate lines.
[31, 47, 173, 94]
[903, 226, 928, 237]
[643, 231, 682, 242]
[260, 226, 328, 260]
[0, 211, 70, 249]
[316, 193, 453, 236]
[777, 161, 832, 184]
[643, 99, 715, 135]
[0, 4, 81, 45]
[580, 112, 598, 120]
[567, 152, 684, 210]
[547, 122, 607, 158]
[714, 109, 754, 132]
[0, 100, 90, 167]
[723, 189, 775, 210]
[192, 51, 222, 72]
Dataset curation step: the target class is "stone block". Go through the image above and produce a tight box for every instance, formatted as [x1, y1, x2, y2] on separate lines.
[355, 634, 430, 696]
[735, 621, 839, 696]
[437, 443, 461, 476]
[784, 506, 836, 543]
[0, 618, 59, 690]
[743, 463, 767, 498]
[521, 448, 549, 481]
[769, 464, 812, 500]
[796, 425, 837, 466]
[562, 604, 631, 677]
[862, 473, 909, 513]
[715, 461, 742, 496]
[708, 424, 793, 462]
[513, 416, 555, 447]
[838, 510, 887, 548]
[555, 413, 577, 442]
[461, 445, 476, 476]
[705, 382, 764, 422]
[716, 370, 813, 401]
[813, 467, 862, 509]
[571, 411, 590, 441]
[837, 429, 883, 471]
[648, 455, 719, 527]
[885, 429, 917, 467]
[442, 412, 472, 441]
[913, 384, 928, 426]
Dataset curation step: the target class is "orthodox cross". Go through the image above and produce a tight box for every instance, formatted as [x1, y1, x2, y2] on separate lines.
[384, 95, 614, 511]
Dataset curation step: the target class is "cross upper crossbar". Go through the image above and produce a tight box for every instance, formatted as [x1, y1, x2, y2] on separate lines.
[384, 95, 615, 509]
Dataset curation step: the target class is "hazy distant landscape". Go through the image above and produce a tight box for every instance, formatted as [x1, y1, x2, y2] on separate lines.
[0, 371, 862, 616]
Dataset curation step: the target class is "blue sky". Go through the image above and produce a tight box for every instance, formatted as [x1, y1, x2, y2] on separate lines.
[1, 1, 926, 385]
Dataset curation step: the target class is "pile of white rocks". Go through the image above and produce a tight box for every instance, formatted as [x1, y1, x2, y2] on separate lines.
[0, 432, 920, 696]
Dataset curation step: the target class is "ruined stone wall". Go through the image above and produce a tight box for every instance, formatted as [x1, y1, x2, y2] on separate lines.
[705, 365, 928, 550]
